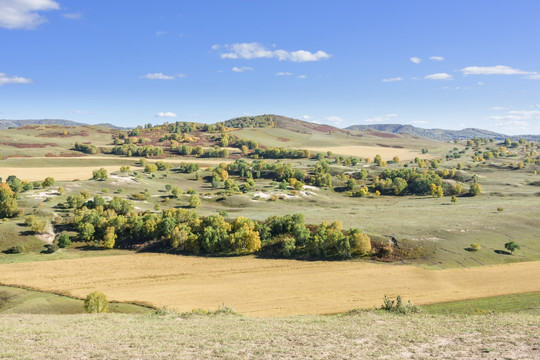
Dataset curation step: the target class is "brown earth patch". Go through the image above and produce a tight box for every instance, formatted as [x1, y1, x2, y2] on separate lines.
[3, 142, 57, 148]
[371, 132, 399, 138]
[276, 137, 290, 142]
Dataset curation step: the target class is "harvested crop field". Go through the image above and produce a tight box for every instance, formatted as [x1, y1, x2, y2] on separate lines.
[0, 166, 133, 182]
[0, 254, 538, 317]
[306, 145, 430, 160]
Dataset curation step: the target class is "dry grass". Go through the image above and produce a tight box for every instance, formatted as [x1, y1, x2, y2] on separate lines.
[0, 312, 537, 359]
[0, 254, 538, 317]
[306, 145, 431, 161]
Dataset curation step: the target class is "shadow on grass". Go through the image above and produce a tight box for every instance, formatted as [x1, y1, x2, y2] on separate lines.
[494, 250, 512, 255]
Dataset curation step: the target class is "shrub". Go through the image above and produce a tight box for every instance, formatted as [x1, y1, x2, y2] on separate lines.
[57, 233, 71, 248]
[43, 244, 58, 254]
[497, 207, 504, 212]
[380, 295, 419, 314]
[6, 244, 24, 254]
[470, 243, 481, 252]
[84, 291, 109, 313]
[31, 220, 47, 234]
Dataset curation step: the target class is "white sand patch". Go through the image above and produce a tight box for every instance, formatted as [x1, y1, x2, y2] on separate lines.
[29, 190, 59, 200]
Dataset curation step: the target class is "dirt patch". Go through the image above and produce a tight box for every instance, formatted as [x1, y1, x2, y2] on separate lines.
[2, 142, 57, 148]
[0, 255, 537, 317]
[276, 137, 290, 142]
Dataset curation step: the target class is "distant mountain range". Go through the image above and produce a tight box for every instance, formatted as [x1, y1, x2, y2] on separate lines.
[345, 124, 540, 142]
[0, 119, 127, 130]
[1, 117, 539, 142]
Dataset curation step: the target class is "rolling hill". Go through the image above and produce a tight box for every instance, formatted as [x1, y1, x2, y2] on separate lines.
[0, 119, 126, 130]
[346, 123, 540, 142]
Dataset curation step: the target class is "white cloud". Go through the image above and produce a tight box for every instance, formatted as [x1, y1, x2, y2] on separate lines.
[0, 72, 33, 86]
[302, 115, 311, 120]
[487, 109, 540, 131]
[382, 77, 402, 82]
[526, 73, 540, 80]
[324, 116, 344, 125]
[0, 0, 60, 29]
[429, 56, 444, 61]
[140, 73, 185, 80]
[217, 42, 331, 62]
[62, 12, 81, 20]
[156, 112, 177, 118]
[155, 31, 166, 36]
[297, 74, 307, 79]
[232, 66, 253, 73]
[276, 72, 293, 76]
[490, 107, 506, 111]
[410, 57, 421, 64]
[411, 120, 428, 124]
[364, 114, 399, 123]
[70, 110, 89, 115]
[211, 44, 220, 50]
[425, 72, 453, 80]
[477, 81, 484, 86]
[461, 65, 530, 75]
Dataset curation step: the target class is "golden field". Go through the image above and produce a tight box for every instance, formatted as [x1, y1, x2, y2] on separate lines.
[0, 254, 538, 317]
[305, 145, 431, 161]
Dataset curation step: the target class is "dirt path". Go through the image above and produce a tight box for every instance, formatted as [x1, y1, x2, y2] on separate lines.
[0, 254, 538, 317]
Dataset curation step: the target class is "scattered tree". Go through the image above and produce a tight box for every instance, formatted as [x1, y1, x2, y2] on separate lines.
[84, 291, 109, 313]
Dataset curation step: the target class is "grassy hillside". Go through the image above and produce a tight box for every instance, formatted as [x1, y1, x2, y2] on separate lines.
[0, 311, 537, 359]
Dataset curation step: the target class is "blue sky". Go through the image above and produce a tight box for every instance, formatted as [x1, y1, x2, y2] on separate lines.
[1, 0, 540, 134]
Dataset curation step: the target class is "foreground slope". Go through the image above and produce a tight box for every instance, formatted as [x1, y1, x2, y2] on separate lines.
[0, 312, 537, 360]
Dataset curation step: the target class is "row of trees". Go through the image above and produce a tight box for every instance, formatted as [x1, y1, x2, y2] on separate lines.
[69, 199, 371, 259]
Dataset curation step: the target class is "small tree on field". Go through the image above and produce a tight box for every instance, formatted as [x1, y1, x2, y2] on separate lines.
[189, 194, 201, 208]
[504, 241, 520, 254]
[470, 243, 481, 251]
[469, 182, 482, 196]
[42, 177, 55, 188]
[451, 195, 458, 204]
[57, 233, 71, 248]
[92, 168, 108, 181]
[84, 291, 108, 313]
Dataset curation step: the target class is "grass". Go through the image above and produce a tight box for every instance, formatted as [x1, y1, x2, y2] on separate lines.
[0, 311, 537, 359]
[0, 285, 152, 314]
[421, 291, 540, 315]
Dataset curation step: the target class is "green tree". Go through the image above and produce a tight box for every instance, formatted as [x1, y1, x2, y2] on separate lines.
[469, 182, 482, 196]
[504, 241, 520, 254]
[42, 177, 55, 188]
[84, 291, 109, 313]
[57, 233, 71, 248]
[0, 183, 18, 218]
[102, 226, 116, 249]
[189, 194, 201, 208]
[451, 195, 458, 204]
[92, 168, 108, 180]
